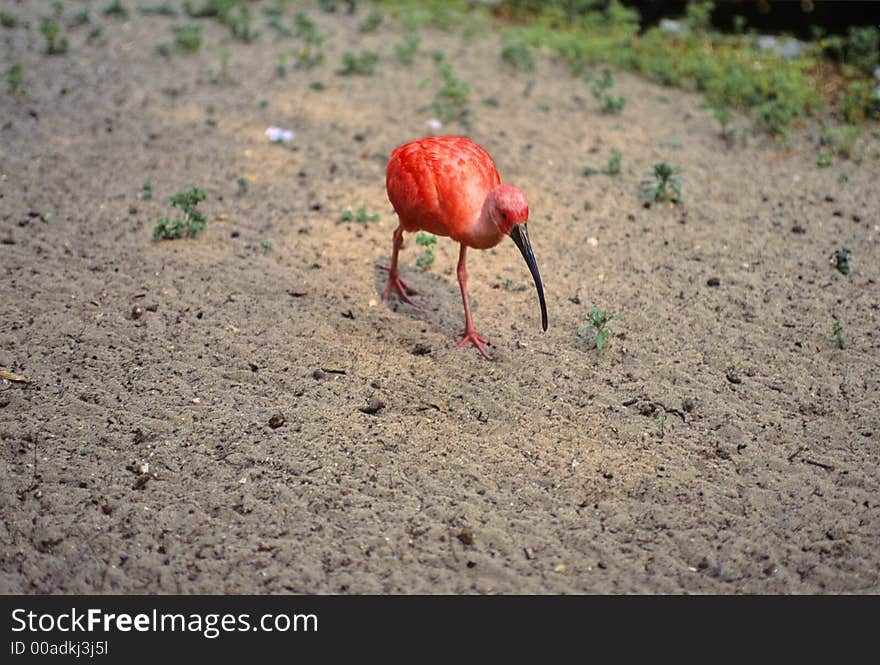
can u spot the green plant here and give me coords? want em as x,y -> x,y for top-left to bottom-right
152,188 -> 208,240
394,34 -> 420,65
138,3 -> 179,16
642,163 -> 682,204
582,151 -> 621,176
583,305 -> 619,350
340,205 -> 379,225
712,105 -> 735,141
261,239 -> 272,251
845,25 -> 879,76
338,50 -> 379,75
73,8 -> 92,25
40,17 -> 69,55
820,124 -> 860,159
358,9 -> 383,33
102,1 -> 129,18
236,177 -> 248,195
293,12 -> 325,44
208,48 -> 234,83
5,63 -> 25,95
141,181 -> 153,200
0,11 -> 18,28
173,24 -> 202,52
833,246 -> 851,275
432,62 -> 470,126
591,70 -> 625,114
415,232 -> 437,270
225,2 -> 258,42
832,319 -> 846,349
816,152 -> 832,168
500,32 -> 535,70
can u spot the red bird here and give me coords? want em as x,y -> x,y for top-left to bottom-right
382,136 -> 547,359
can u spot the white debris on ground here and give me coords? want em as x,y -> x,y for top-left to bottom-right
425,118 -> 443,131
265,127 -> 294,143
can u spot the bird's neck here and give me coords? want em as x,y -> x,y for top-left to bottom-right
467,196 -> 503,250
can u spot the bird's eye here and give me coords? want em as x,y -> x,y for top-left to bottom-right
501,212 -> 508,220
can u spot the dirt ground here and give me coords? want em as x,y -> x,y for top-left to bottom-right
1,5 -> 879,594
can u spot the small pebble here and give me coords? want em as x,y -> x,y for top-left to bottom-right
706,277 -> 721,287
268,414 -> 286,429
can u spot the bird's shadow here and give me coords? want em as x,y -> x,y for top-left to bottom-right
372,264 -> 471,336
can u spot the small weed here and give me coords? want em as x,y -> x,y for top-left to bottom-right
494,274 -> 524,291
482,97 -> 500,107
338,50 -> 379,76
833,246 -> 851,275
0,11 -> 18,28
293,12 -> 325,45
415,232 -> 437,270
358,9 -> 383,33
712,105 -> 735,141
832,319 -> 846,349
225,2 -> 259,42
820,124 -> 860,159
5,63 -> 25,96
294,46 -> 324,69
339,206 -> 379,225
236,177 -> 248,196
173,24 -> 202,52
500,33 -> 535,71
261,239 -> 272,251
73,8 -> 92,25
88,26 -> 104,42
522,78 -> 535,97
582,151 -> 622,176
642,162 -> 682,205
816,152 -> 832,168
309,81 -> 325,91
40,17 -> 69,55
102,1 -> 129,19
394,34 -> 420,65
152,188 -> 208,240
583,305 -> 619,351
432,62 -> 470,126
138,4 -> 179,16
141,181 -> 153,200
208,48 -> 234,83
591,70 -> 625,114
266,17 -> 292,38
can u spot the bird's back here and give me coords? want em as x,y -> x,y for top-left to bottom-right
386,136 -> 501,242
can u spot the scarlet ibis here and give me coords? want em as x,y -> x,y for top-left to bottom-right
382,136 -> 547,359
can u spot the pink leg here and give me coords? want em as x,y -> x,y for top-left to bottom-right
454,244 -> 492,359
380,225 -> 421,307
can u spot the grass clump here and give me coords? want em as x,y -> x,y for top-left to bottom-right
832,319 -> 846,350
172,23 -> 202,52
583,305 -> 619,351
0,11 -> 18,28
582,151 -> 621,176
358,9 -> 383,33
138,4 -> 179,16
40,15 -> 69,55
431,62 -> 470,127
340,206 -> 379,225
102,1 -> 129,18
816,152 -> 832,168
394,34 -> 420,65
590,70 -> 625,114
338,50 -> 379,75
153,188 -> 208,240
500,30 -> 535,70
5,63 -> 25,95
415,232 -> 437,270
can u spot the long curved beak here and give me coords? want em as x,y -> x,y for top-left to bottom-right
510,223 -> 548,331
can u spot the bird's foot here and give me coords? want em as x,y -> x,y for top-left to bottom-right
455,328 -> 493,360
378,265 -> 421,308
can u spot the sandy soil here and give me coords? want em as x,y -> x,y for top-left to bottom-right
1,5 -> 879,594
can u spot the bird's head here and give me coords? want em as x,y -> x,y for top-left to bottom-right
488,184 -> 547,332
